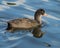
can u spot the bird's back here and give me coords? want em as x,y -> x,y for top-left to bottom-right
8,18 -> 39,29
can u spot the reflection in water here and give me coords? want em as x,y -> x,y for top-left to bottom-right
31,25 -> 51,47
32,26 -> 44,38
32,26 -> 51,47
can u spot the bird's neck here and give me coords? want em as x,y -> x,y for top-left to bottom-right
34,15 -> 42,25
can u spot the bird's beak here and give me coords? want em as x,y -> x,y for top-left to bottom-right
43,13 -> 48,16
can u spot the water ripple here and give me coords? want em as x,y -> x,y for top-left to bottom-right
0,0 -> 60,48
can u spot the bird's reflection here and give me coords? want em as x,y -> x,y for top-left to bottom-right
6,24 -> 45,38
32,25 -> 44,38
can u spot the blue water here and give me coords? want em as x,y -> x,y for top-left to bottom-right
0,0 -> 60,48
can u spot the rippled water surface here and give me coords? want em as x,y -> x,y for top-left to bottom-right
0,0 -> 60,48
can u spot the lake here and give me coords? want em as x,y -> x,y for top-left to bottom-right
0,0 -> 60,48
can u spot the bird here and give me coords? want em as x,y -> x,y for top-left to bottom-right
6,9 -> 47,32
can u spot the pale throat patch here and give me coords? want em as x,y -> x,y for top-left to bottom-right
39,15 -> 42,24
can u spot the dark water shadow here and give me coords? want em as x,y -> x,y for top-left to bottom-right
7,2 -> 16,5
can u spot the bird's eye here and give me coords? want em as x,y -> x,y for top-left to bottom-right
41,11 -> 45,15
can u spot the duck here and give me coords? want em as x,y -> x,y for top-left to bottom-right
6,9 -> 47,32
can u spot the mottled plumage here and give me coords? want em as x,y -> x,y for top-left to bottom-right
8,18 -> 39,28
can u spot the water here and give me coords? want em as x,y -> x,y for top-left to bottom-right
0,0 -> 60,48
